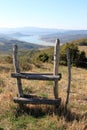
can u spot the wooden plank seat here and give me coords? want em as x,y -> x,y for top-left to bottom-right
13,96 -> 61,105
11,72 -> 62,81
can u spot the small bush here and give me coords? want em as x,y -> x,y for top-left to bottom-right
0,128 -> 4,130
38,53 -> 49,62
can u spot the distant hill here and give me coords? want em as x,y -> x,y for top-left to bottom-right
0,27 -> 87,53
68,38 -> 87,45
0,27 -> 61,35
0,37 -> 46,53
1,27 -> 87,44
40,30 -> 87,44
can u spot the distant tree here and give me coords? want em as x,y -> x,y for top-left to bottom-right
76,51 -> 87,68
60,43 -> 79,66
60,43 -> 87,68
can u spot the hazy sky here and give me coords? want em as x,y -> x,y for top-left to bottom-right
0,0 -> 87,29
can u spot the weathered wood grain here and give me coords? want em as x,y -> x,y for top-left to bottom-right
54,39 -> 60,98
13,45 -> 23,97
65,48 -> 71,106
11,73 -> 61,81
13,97 -> 61,105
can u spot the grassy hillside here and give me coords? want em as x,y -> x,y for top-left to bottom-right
69,38 -> 87,45
33,38 -> 87,56
0,51 -> 87,130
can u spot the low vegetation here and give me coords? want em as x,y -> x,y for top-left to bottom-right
60,43 -> 87,68
31,39 -> 87,69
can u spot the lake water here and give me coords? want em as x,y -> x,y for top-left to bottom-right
16,35 -> 54,46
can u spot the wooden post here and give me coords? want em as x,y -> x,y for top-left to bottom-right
54,39 -> 60,98
13,45 -> 23,97
65,48 -> 71,106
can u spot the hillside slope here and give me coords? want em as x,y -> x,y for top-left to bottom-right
0,37 -> 46,52
41,30 -> 87,44
0,57 -> 87,130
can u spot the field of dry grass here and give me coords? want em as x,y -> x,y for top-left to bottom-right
0,58 -> 87,130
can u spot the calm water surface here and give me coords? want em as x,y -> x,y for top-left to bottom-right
17,35 -> 54,46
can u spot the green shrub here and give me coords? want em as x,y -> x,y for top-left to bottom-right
0,128 -> 4,130
79,51 -> 86,61
60,43 -> 79,66
37,53 -> 49,62
59,43 -> 87,68
76,51 -> 87,68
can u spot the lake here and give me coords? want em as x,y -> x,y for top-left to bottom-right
16,35 -> 54,46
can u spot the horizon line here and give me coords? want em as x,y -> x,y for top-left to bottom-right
0,26 -> 87,31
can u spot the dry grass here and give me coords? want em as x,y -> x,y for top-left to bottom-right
0,61 -> 87,130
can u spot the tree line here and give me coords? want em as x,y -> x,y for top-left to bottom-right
35,43 -> 87,68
